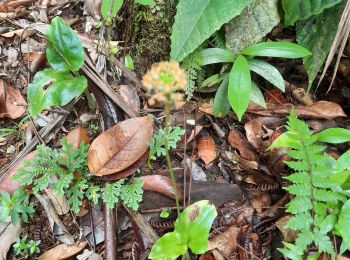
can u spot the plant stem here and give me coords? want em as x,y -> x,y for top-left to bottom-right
164,102 -> 180,215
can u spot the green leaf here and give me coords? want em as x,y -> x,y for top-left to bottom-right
337,200 -> 350,251
242,42 -> 312,59
319,214 -> 336,235
149,232 -> 187,260
46,17 -> 84,72
228,55 -> 251,121
250,81 -> 266,108
160,210 -> 170,218
314,128 -> 350,144
296,2 -> 345,89
101,0 -> 123,20
248,59 -> 285,91
282,0 -> 343,26
135,0 -> 155,5
213,75 -> 230,117
336,150 -> 350,171
175,200 -> 217,254
268,132 -> 298,150
199,48 -> 234,65
170,0 -> 251,61
124,54 -> 135,70
225,0 -> 281,56
27,68 -> 87,117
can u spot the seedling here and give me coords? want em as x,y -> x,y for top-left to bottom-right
13,236 -> 40,259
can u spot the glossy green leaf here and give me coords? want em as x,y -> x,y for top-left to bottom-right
46,17 -> 85,72
250,81 -> 266,108
199,73 -> 225,89
282,0 -> 342,26
124,54 -> 135,70
199,48 -> 234,65
27,68 -> 87,117
242,42 -> 312,59
314,128 -> 350,144
225,0 -> 280,56
296,2 -> 345,89
149,232 -> 186,260
101,0 -> 123,20
228,55 -> 251,121
248,59 -> 285,91
170,0 -> 251,61
337,200 -> 350,251
135,0 -> 155,5
214,76 -> 230,117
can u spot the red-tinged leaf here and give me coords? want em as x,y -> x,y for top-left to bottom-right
0,151 -> 36,194
0,80 -> 26,119
87,117 -> 153,176
38,241 -> 87,260
228,129 -> 257,161
141,175 -> 183,202
197,135 -> 217,165
66,127 -> 90,149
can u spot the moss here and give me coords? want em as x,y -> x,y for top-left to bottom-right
130,0 -> 177,76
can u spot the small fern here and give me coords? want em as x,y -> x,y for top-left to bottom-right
270,111 -> 350,258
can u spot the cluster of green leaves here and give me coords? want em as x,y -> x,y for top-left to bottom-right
148,126 -> 185,168
149,200 -> 217,259
0,189 -> 34,225
13,236 -> 40,259
200,42 -> 311,120
28,17 -> 87,117
270,111 -> 350,258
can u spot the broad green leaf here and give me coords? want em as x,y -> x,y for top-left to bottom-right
314,128 -> 350,144
199,48 -> 234,65
149,232 -> 187,260
175,200 -> 217,254
242,42 -> 312,59
46,17 -> 85,72
124,54 -> 135,70
135,0 -> 155,6
336,150 -> 350,171
282,0 -> 343,26
268,132 -> 298,150
27,68 -> 87,117
250,81 -> 266,108
199,73 -> 225,89
248,59 -> 285,91
319,214 -> 336,235
101,0 -> 123,20
213,76 -> 230,117
296,2 -> 345,89
228,55 -> 251,121
225,0 -> 280,55
170,0 -> 251,62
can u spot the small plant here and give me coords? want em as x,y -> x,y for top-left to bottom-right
149,200 -> 217,259
270,111 -> 350,258
13,236 -> 40,259
27,17 -> 87,117
148,126 -> 185,168
0,189 -> 35,224
198,42 -> 311,120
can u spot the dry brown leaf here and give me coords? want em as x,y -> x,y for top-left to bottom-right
292,88 -> 313,105
0,151 -> 36,194
119,85 -> 140,115
197,135 -> 217,165
0,0 -> 33,12
84,0 -> 102,20
228,129 -> 257,161
187,125 -> 203,143
66,127 -> 90,149
199,99 -> 214,116
0,80 -> 26,119
0,221 -> 21,259
141,175 -> 184,202
264,89 -> 287,105
208,226 -> 239,257
88,117 -> 153,176
38,241 -> 87,260
251,193 -> 271,213
275,215 -> 297,243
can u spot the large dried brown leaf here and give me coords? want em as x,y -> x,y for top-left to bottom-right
0,80 -> 26,119
88,117 -> 153,176
38,241 -> 87,260
0,222 -> 21,259
197,135 -> 217,165
228,129 -> 257,161
249,101 -> 346,119
0,151 -> 36,194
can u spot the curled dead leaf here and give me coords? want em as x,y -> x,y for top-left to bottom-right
0,0 -> 34,12
197,135 -> 217,165
0,221 -> 21,259
141,175 -> 183,202
0,80 -> 26,119
228,129 -> 257,161
208,226 -> 239,257
66,127 -> 90,149
88,117 -> 153,176
38,241 -> 87,260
